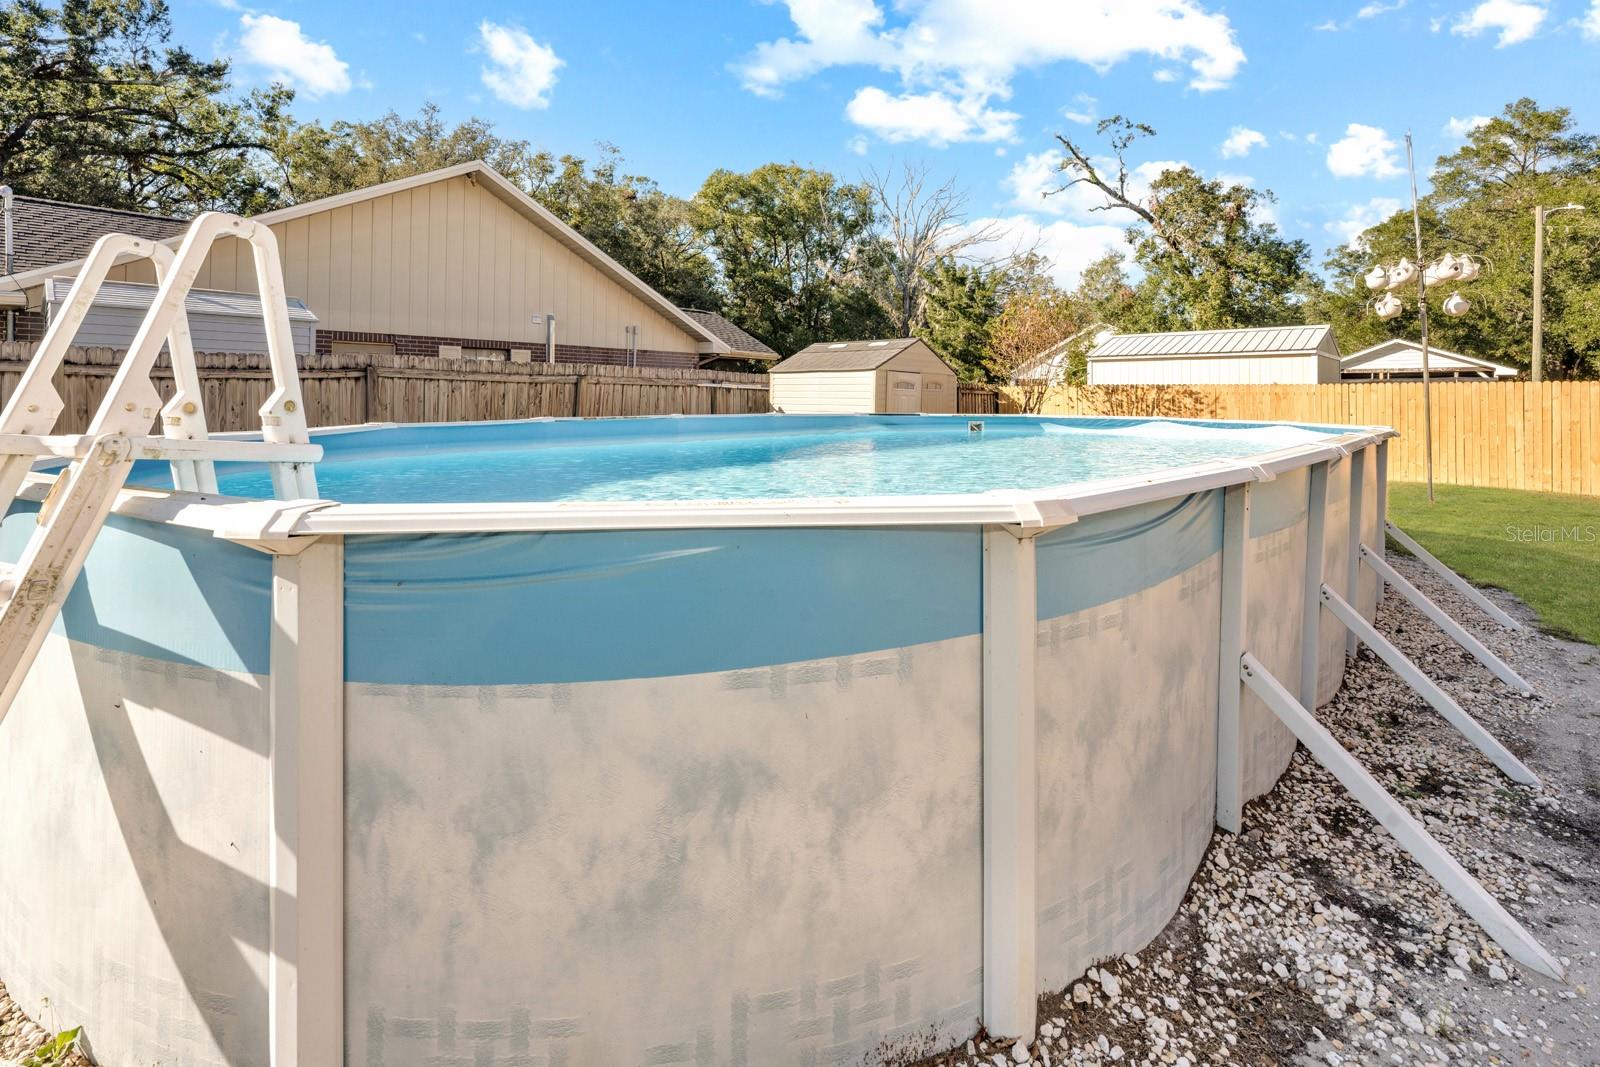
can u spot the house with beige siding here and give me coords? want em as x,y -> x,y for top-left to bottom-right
0,162 -> 730,368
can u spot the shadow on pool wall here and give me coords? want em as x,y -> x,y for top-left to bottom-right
0,442 -> 1382,1066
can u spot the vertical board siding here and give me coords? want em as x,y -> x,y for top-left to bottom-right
0,342 -> 771,432
1029,381 -> 1600,496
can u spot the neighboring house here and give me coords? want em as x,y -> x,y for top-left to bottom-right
769,338 -> 957,413
1086,325 -> 1342,385
1013,323 -> 1113,384
677,308 -> 781,368
1340,339 -> 1517,381
0,162 -> 730,367
39,277 -> 318,355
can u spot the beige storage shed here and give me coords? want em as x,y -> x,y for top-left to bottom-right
1086,324 -> 1342,385
769,338 -> 958,414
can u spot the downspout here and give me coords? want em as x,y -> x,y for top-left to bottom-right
1,186 -> 13,343
546,314 -> 557,364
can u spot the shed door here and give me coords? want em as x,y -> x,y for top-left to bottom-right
886,370 -> 922,413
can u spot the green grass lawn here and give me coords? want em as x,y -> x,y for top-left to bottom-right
1386,482 -> 1600,646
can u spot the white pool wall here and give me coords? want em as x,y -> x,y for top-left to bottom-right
0,421 -> 1390,1067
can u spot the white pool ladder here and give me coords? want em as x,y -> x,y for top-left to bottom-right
0,212 -> 322,723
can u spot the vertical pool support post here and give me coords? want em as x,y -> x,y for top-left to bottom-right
1344,449 -> 1365,659
269,537 -> 346,1067
1300,461 -> 1331,711
1374,441 -> 1389,607
981,526 -> 1038,1043
1215,482 -> 1251,834
1239,652 -> 1563,979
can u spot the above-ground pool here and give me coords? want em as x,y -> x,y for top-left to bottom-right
0,413 -> 1391,1067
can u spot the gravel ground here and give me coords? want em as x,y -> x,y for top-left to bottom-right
0,555 -> 1594,1067
914,553 -> 1600,1067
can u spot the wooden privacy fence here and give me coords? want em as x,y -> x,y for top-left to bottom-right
1030,380 -> 1600,497
957,383 -> 1001,415
0,341 -> 771,431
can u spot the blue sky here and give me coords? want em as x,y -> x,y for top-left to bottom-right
177,0 -> 1598,283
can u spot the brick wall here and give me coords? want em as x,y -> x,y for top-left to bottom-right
3,311 -> 46,343
315,329 -> 697,369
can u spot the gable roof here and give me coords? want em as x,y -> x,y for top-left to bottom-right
1342,338 -> 1517,377
678,308 -> 779,359
1088,324 -> 1338,360
6,196 -> 188,273
1,163 -> 728,353
771,337 -> 925,373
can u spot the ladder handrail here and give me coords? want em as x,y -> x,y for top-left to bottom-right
0,212 -> 321,726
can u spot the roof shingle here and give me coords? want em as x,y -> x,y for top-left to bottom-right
677,308 -> 779,359
770,337 -> 922,373
5,196 -> 188,274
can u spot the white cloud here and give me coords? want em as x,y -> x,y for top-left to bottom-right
1325,197 -> 1404,248
1314,19 -> 1342,31
967,215 -> 1130,288
1581,0 -> 1600,38
844,87 -> 1017,145
847,134 -> 870,155
1062,93 -> 1098,125
236,14 -> 351,97
478,21 -> 562,109
1450,0 -> 1547,46
739,0 -> 1245,146
1306,131 -> 1321,145
1357,0 -> 1406,18
1326,123 -> 1402,178
1444,114 -> 1492,139
1218,126 -> 1267,158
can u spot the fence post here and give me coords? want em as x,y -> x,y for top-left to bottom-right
571,374 -> 586,418
363,359 -> 379,424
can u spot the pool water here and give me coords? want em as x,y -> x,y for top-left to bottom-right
204,417 -> 1339,504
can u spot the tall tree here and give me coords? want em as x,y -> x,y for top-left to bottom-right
986,288 -> 1081,411
1315,99 -> 1600,378
1051,117 -> 1314,330
692,163 -> 890,355
0,0 -> 290,214
273,103 -> 548,204
527,145 -> 718,310
864,162 -> 1002,335
922,258 -> 1004,380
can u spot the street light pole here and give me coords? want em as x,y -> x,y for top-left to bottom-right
1532,203 -> 1584,383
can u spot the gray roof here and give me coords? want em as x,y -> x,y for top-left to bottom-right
1088,324 -> 1336,360
770,337 -> 922,373
678,309 -> 779,359
42,277 -> 317,322
6,196 -> 188,273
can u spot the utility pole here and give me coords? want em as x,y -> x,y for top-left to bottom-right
1405,133 -> 1434,503
1532,203 -> 1584,383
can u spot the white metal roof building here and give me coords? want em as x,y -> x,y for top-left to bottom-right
1086,325 -> 1342,385
1340,339 -> 1517,380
